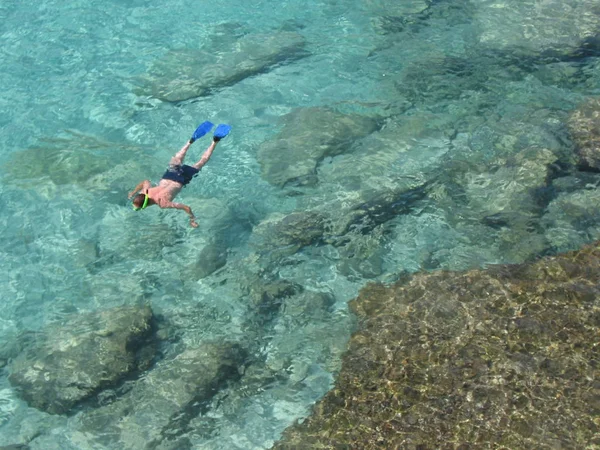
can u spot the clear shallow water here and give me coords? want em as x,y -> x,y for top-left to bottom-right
1,0 -> 599,448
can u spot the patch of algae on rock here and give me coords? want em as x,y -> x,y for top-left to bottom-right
273,242 -> 600,449
568,97 -> 600,172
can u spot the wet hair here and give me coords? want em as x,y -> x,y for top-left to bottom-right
132,193 -> 147,209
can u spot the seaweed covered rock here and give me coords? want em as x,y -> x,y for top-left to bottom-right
273,241 -> 600,449
9,305 -> 155,415
568,97 -> 600,172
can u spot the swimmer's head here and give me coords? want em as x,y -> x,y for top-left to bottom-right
132,193 -> 149,211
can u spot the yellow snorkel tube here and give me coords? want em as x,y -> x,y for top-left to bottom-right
133,193 -> 150,211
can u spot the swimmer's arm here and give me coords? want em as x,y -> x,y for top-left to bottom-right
162,201 -> 198,228
128,180 -> 151,199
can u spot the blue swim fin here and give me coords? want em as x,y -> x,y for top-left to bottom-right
213,124 -> 231,141
190,121 -> 214,142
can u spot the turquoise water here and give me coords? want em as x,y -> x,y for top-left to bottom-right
1,0 -> 600,448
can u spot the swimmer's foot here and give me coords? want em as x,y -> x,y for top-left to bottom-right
189,121 -> 214,143
213,124 -> 231,142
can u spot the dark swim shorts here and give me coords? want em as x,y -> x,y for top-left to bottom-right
161,164 -> 200,186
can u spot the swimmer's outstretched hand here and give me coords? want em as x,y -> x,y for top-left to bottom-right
190,218 -> 199,228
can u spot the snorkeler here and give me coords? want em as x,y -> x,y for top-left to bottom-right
128,121 -> 231,228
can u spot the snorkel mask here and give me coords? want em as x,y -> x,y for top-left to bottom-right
133,193 -> 149,211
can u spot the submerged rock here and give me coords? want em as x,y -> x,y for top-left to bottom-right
257,107 -> 381,188
183,239 -> 228,280
336,227 -> 386,280
367,0 -> 468,36
8,305 -> 155,415
568,97 -> 600,172
315,112 -> 452,195
79,342 -> 246,449
251,210 -> 327,255
542,183 -> 600,253
363,0 -> 429,17
2,133 -> 112,188
245,276 -> 304,320
416,146 -> 561,265
273,241 -> 600,448
460,147 -> 558,221
474,0 -> 600,60
249,181 -> 429,277
135,31 -> 306,102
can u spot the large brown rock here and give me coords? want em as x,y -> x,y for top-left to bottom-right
274,241 -> 600,449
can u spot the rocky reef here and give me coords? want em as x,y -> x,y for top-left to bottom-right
273,241 -> 600,449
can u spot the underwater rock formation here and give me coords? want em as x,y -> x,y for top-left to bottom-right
542,181 -> 600,253
184,239 -> 228,280
457,146 -> 558,230
273,241 -> 600,448
9,305 -> 155,415
474,0 -> 600,60
249,181 -> 428,270
257,107 -> 381,188
568,97 -> 600,172
313,111 -> 452,196
79,342 -> 246,449
363,0 -> 429,18
250,210 -> 327,258
135,31 -> 306,102
1,132 -> 113,187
